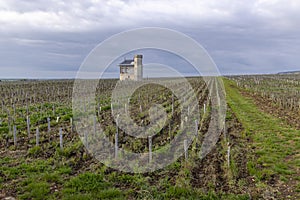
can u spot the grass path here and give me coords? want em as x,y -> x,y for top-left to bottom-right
223,78 -> 300,199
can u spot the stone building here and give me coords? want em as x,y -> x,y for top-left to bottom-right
119,55 -> 143,81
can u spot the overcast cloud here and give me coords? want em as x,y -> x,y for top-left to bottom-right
0,0 -> 300,78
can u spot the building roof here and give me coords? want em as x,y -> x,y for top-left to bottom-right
119,59 -> 134,66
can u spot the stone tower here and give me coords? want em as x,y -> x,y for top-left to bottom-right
134,55 -> 143,81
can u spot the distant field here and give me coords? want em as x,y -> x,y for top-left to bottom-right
0,75 -> 299,199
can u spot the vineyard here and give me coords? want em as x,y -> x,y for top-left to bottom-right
230,74 -> 300,129
0,76 -> 299,199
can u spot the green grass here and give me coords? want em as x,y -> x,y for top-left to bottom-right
28,146 -> 43,157
19,181 -> 50,200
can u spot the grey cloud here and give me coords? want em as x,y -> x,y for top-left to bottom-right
0,0 -> 300,78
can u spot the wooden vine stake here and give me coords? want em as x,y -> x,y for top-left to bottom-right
52,104 -> 55,115
124,103 -> 128,115
223,121 -> 227,140
148,136 -> 152,163
93,116 -> 96,137
36,127 -> 39,146
70,118 -> 73,133
184,139 -> 188,160
59,128 -> 63,151
115,130 -> 118,159
26,115 -> 30,137
13,125 -> 17,146
115,116 -> 119,159
84,131 -> 88,149
47,117 -> 51,133
227,142 -> 231,168
195,120 -> 198,136
168,122 -> 171,137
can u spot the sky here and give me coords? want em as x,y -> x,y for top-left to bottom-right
0,0 -> 300,78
